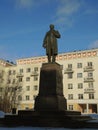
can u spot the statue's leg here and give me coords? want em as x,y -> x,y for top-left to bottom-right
52,55 -> 56,62
48,55 -> 51,62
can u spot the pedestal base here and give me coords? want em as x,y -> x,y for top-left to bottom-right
3,110 -> 92,128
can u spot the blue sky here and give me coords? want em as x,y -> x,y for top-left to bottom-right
0,0 -> 98,62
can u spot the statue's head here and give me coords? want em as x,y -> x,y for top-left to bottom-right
49,24 -> 54,30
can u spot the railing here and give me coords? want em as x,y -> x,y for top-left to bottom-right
84,77 -> 94,82
64,68 -> 74,74
16,73 -> 24,77
84,88 -> 95,93
31,71 -> 39,76
84,66 -> 94,72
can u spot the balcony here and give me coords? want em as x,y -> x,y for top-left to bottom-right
84,88 -> 95,93
16,73 -> 24,77
64,68 -> 74,74
31,71 -> 39,76
84,77 -> 94,82
84,66 -> 94,72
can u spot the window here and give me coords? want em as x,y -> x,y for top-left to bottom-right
88,62 -> 92,67
34,76 -> 38,81
69,105 -> 73,110
0,87 -> 3,92
34,85 -> 38,91
89,93 -> 94,99
26,68 -> 31,73
68,94 -> 73,99
68,84 -> 73,89
18,95 -> 22,101
68,73 -> 73,79
68,64 -> 72,68
77,73 -> 82,78
26,77 -> 30,81
19,86 -> 22,91
26,95 -> 30,100
77,63 -> 82,68
8,70 -> 11,75
88,72 -> 93,78
26,86 -> 30,91
19,77 -> 22,82
34,67 -> 38,72
12,79 -> 15,84
8,87 -> 12,92
13,70 -> 16,75
0,71 -> 3,77
0,78 -> 3,83
88,82 -> 93,88
7,79 -> 11,84
78,83 -> 83,89
19,69 -> 23,73
78,94 -> 83,99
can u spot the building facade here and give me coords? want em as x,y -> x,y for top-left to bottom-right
0,48 -> 98,114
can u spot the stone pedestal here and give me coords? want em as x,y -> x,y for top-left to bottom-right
34,63 -> 67,111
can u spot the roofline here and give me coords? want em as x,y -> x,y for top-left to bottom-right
16,48 -> 98,61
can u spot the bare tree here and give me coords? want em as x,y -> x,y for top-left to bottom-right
0,69 -> 23,113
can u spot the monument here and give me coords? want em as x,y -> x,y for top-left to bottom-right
34,24 -> 67,111
33,24 -> 91,127
2,24 -> 94,128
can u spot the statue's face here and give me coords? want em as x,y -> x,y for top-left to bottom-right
50,24 -> 54,30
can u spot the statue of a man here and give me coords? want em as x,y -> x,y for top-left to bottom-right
43,24 -> 61,62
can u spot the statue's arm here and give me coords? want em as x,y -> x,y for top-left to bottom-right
43,33 -> 47,48
53,30 -> 61,38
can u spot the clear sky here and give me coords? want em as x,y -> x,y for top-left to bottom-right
0,0 -> 98,62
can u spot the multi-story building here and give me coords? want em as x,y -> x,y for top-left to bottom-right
0,48 -> 98,114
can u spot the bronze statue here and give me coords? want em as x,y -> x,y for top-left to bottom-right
43,24 -> 61,62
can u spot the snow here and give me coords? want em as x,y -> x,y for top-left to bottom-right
85,113 -> 98,122
88,113 -> 98,120
0,111 -> 5,118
